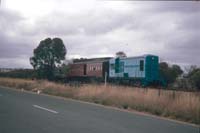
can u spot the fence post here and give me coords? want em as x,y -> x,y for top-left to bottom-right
105,72 -> 107,86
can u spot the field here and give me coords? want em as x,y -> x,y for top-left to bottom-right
0,77 -> 199,124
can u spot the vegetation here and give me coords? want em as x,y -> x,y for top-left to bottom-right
30,38 -> 66,80
0,69 -> 35,79
54,64 -> 70,80
187,66 -> 200,90
115,51 -> 127,58
0,77 -> 199,124
159,62 -> 183,85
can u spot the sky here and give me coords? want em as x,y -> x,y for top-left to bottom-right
0,0 -> 199,69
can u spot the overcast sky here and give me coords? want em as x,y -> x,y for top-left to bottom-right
0,0 -> 199,68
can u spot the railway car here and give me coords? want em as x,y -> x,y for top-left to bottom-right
86,61 -> 109,78
109,55 -> 165,86
67,55 -> 165,86
68,63 -> 86,77
67,58 -> 110,82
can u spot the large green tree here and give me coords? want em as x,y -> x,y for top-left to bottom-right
30,38 -> 66,80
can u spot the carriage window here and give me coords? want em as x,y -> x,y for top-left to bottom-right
84,64 -> 87,75
140,60 -> 144,71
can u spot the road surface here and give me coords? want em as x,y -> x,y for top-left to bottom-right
0,86 -> 198,133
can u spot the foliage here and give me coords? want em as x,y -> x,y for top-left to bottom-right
116,51 -> 127,58
173,78 -> 192,91
159,62 -> 183,85
0,69 -> 35,79
73,58 -> 87,63
30,38 -> 66,80
187,66 -> 200,90
59,64 -> 69,75
54,64 -> 69,80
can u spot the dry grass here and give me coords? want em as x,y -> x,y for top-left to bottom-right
0,77 -> 199,124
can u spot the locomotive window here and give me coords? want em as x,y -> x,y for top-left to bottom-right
119,62 -> 124,72
140,60 -> 144,71
110,64 -> 115,69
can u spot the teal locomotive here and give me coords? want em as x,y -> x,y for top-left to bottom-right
109,55 -> 165,86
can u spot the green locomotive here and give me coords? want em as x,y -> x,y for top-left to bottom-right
109,55 -> 166,86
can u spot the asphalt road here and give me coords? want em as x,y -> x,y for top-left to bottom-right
0,86 -> 199,133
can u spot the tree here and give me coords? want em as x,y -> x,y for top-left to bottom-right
171,65 -> 183,77
187,66 -> 200,90
30,38 -> 66,80
116,51 -> 127,58
159,62 -> 183,85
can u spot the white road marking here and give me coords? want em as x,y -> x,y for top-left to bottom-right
33,105 -> 58,114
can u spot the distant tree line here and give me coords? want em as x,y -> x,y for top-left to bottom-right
159,62 -> 200,91
159,62 -> 183,85
186,66 -> 200,90
0,69 -> 35,79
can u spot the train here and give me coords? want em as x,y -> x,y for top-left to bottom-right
66,55 -> 166,87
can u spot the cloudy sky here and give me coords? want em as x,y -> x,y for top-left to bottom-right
0,0 -> 199,68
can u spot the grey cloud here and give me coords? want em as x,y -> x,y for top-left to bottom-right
176,13 -> 200,31
0,9 -> 24,32
30,9 -> 132,36
80,11 -> 131,35
0,9 -> 34,59
138,2 -> 200,14
159,32 -> 200,65
0,38 -> 33,58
